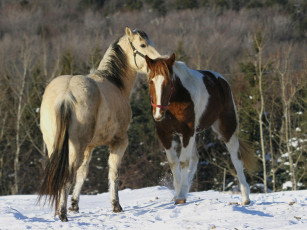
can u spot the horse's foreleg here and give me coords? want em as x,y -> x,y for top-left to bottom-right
69,147 -> 93,213
176,135 -> 196,204
226,135 -> 250,205
165,141 -> 181,199
108,135 -> 128,213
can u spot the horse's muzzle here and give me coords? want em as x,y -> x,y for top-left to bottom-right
153,111 -> 165,122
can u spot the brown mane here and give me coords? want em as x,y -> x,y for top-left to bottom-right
148,58 -> 173,82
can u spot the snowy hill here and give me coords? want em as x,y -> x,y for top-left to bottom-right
0,186 -> 306,229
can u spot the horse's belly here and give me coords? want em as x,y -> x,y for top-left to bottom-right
90,103 -> 131,147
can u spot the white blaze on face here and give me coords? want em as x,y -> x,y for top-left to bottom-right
153,74 -> 164,120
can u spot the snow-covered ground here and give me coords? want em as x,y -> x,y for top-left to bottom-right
0,186 -> 306,229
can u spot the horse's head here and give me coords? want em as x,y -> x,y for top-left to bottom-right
145,53 -> 175,121
123,27 -> 161,73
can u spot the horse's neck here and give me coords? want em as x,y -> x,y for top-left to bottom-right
120,68 -> 137,99
97,43 -> 137,99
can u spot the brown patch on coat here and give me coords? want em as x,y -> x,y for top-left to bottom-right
180,160 -> 189,169
197,71 -> 223,130
198,71 -> 237,142
168,162 -> 177,171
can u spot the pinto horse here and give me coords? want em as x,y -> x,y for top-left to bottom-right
145,54 -> 257,205
38,27 -> 160,221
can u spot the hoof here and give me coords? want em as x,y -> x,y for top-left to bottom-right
59,207 -> 68,222
241,200 -> 251,205
59,213 -> 68,222
113,205 -> 123,213
69,199 -> 79,213
69,206 -> 79,213
112,200 -> 123,213
60,216 -> 68,222
175,198 -> 186,205
69,199 -> 79,212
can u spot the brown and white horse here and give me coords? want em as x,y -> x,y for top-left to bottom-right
145,54 -> 257,205
38,27 -> 160,221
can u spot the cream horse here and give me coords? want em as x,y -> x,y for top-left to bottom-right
38,27 -> 160,221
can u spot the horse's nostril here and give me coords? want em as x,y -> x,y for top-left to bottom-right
154,113 -> 163,121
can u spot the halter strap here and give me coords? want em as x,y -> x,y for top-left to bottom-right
128,39 -> 145,69
151,78 -> 175,111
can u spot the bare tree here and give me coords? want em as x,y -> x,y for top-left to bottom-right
253,31 -> 272,193
275,45 -> 306,190
8,37 -> 34,194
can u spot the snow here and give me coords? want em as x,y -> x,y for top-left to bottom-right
1,186 -> 307,229
283,181 -> 293,190
296,127 -> 301,132
288,137 -> 307,149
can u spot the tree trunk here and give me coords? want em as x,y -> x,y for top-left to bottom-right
258,77 -> 267,193
13,42 -> 29,194
284,107 -> 296,190
256,37 -> 268,193
280,68 -> 297,191
268,122 -> 276,192
13,68 -> 26,195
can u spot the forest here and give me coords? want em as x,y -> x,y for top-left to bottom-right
0,0 -> 306,196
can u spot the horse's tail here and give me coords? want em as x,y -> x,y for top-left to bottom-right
239,138 -> 259,175
38,97 -> 73,210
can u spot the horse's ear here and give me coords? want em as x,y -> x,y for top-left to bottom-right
125,27 -> 133,40
145,55 -> 153,69
167,53 -> 175,67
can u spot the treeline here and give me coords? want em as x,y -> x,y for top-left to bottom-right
0,0 -> 306,195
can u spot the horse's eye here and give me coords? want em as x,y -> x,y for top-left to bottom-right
140,44 -> 146,48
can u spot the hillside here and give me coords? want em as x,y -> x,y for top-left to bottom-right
0,186 -> 307,229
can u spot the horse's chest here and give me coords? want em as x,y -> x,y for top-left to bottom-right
169,102 -> 194,124
159,102 -> 195,137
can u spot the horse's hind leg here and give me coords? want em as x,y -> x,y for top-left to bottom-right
69,147 -> 93,212
57,142 -> 80,221
225,135 -> 250,205
212,121 -> 250,205
108,134 -> 128,213
57,183 -> 72,222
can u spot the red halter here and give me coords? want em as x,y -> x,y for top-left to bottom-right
151,78 -> 175,110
